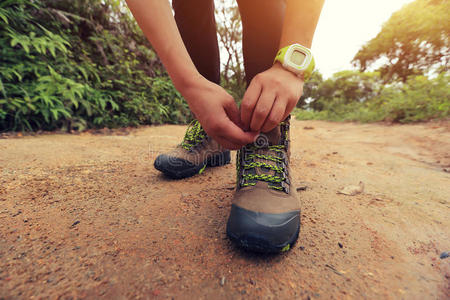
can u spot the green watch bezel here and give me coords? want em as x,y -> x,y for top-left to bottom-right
274,44 -> 315,81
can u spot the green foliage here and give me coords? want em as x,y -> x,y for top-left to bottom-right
378,73 -> 450,122
298,71 -> 323,107
301,70 -> 384,111
2,0 -> 446,132
301,0 -> 450,124
0,0 -> 190,132
295,72 -> 450,123
353,0 -> 450,82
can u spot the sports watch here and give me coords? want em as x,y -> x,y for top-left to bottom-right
273,43 -> 315,81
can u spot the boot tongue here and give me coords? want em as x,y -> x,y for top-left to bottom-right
262,126 -> 281,146
252,126 -> 282,177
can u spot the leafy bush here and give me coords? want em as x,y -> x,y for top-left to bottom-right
295,72 -> 450,123
378,73 -> 449,122
0,0 -> 191,132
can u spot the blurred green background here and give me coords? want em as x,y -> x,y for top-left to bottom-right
0,0 -> 448,132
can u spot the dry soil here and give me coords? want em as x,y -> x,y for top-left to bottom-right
1,120 -> 449,299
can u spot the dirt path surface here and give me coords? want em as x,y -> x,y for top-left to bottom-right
1,120 -> 449,299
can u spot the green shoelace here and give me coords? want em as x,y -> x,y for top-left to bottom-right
181,120 -> 207,151
239,144 -> 288,192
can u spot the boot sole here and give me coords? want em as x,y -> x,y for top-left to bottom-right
227,226 -> 300,254
226,205 -> 300,254
154,151 -> 231,179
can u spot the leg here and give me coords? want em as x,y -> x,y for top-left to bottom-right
172,0 -> 220,84
236,0 -> 286,85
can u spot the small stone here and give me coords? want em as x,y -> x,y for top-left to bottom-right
440,251 -> 449,259
338,242 -> 343,248
296,182 -> 309,192
220,276 -> 226,286
71,220 -> 80,227
296,185 -> 307,192
337,182 -> 364,196
12,210 -> 22,217
325,264 -> 344,276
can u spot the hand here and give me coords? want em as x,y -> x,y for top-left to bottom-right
181,77 -> 258,150
240,63 -> 304,133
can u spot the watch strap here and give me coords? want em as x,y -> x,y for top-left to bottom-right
274,46 -> 289,65
303,55 -> 315,81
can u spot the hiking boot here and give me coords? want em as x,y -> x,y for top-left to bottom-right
154,120 -> 231,179
226,117 -> 300,253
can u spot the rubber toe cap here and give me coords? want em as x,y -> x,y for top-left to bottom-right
154,154 -> 199,179
226,204 -> 300,253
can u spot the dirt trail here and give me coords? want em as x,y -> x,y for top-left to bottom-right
1,120 -> 449,299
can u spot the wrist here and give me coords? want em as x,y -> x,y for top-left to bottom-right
272,62 -> 305,81
173,72 -> 212,108
172,70 -> 203,94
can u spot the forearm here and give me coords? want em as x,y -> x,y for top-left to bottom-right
279,0 -> 325,48
125,0 -> 201,91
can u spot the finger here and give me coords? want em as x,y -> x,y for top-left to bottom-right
215,136 -> 242,150
261,97 -> 287,132
240,79 -> 262,130
223,98 -> 244,129
283,86 -> 304,120
220,116 -> 258,146
283,98 -> 299,121
250,89 -> 276,132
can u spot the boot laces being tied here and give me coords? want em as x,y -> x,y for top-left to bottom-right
154,119 -> 230,179
238,120 -> 290,193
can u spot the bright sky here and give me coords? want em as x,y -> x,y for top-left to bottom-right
312,0 -> 414,78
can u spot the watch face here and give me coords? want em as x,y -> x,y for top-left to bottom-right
291,50 -> 306,66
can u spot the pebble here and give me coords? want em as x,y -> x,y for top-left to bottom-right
220,276 -> 226,286
296,182 -> 309,192
71,220 -> 80,227
337,181 -> 364,196
338,242 -> 343,248
296,185 -> 307,192
440,251 -> 449,259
